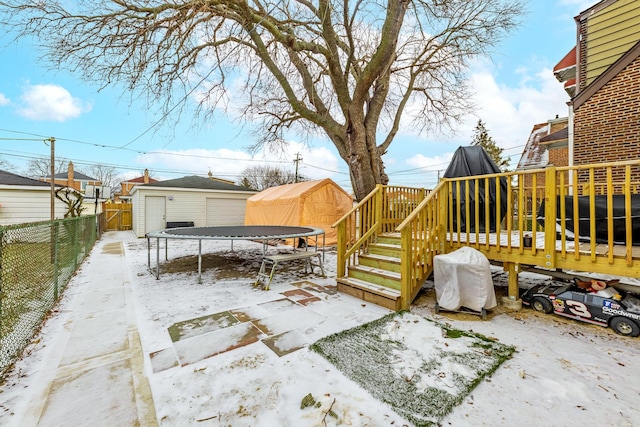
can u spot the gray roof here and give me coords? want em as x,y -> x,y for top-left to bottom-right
0,169 -> 53,187
140,175 -> 254,192
52,171 -> 97,181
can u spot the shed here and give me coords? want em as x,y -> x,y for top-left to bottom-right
130,175 -> 257,237
244,179 -> 352,246
0,169 -> 67,225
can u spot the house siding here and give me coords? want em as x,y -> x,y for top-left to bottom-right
583,0 -> 640,86
0,187 -> 66,225
130,187 -> 254,237
573,55 -> 640,181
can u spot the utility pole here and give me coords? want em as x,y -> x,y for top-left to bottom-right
46,137 -> 56,222
294,153 -> 302,183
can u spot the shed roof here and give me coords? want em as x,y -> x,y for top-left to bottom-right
0,169 -> 53,187
52,171 -> 97,181
137,175 -> 254,192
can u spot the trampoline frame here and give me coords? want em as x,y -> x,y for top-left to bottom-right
145,225 -> 326,282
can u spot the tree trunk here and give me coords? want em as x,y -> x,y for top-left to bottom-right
344,120 -> 387,201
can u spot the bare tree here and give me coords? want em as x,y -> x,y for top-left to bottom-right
0,156 -> 15,171
86,163 -> 122,195
55,186 -> 85,218
25,156 -> 69,180
240,165 -> 308,191
1,0 -> 523,200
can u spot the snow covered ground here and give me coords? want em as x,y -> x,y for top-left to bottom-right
2,231 -> 640,426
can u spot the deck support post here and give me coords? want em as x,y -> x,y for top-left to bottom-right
505,262 -> 520,299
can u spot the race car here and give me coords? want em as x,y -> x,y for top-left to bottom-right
521,282 -> 640,337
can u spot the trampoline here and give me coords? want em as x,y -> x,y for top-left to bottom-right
146,225 -> 326,282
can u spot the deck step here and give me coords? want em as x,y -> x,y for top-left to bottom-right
347,265 -> 401,290
358,253 -> 401,273
376,234 -> 401,245
368,242 -> 402,258
337,277 -> 401,311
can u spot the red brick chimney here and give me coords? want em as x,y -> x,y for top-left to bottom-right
67,161 -> 75,188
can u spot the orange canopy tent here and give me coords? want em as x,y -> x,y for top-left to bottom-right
244,179 -> 352,246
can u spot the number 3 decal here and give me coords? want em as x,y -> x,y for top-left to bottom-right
566,301 -> 591,318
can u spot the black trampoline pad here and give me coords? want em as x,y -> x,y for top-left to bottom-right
154,225 -> 321,239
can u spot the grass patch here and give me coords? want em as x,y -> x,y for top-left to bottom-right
310,311 -> 515,427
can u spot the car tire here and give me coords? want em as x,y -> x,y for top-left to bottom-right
610,317 -> 640,337
531,297 -> 553,314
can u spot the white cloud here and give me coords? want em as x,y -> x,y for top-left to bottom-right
17,84 -> 92,122
389,58 -> 570,179
466,62 -> 570,149
0,93 -> 9,106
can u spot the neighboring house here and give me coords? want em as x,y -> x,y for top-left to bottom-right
115,169 -> 158,203
517,116 -> 569,175
207,169 -> 236,185
130,175 -> 257,237
552,0 -> 640,181
41,161 -> 102,194
0,169 -> 66,225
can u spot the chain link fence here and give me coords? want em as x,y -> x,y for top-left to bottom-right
0,215 -> 103,377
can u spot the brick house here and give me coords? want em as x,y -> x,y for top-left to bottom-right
115,169 -> 157,203
553,0 -> 640,181
519,0 -> 640,181
41,161 -> 101,193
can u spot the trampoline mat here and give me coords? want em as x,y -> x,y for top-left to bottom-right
159,225 -> 319,239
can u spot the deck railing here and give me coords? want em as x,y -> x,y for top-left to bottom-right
335,159 -> 640,310
395,182 -> 446,309
333,185 -> 428,278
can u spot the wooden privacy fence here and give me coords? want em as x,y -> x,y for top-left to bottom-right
103,202 -> 132,231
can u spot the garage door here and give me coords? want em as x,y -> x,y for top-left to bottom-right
206,198 -> 247,226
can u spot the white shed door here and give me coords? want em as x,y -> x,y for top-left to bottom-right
145,196 -> 166,233
206,198 -> 246,226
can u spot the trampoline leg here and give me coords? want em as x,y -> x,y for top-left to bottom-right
198,239 -> 202,284
155,237 -> 160,280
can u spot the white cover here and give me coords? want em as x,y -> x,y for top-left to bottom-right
433,247 -> 497,312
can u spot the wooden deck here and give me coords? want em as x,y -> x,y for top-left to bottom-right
334,159 -> 640,310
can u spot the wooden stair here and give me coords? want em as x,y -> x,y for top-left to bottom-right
337,233 -> 403,310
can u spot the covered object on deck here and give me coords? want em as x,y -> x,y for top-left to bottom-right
443,146 -> 508,233
244,179 -> 352,246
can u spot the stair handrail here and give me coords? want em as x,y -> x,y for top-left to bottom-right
395,181 -> 447,309
332,184 -> 384,277
396,181 -> 446,232
331,185 -> 381,228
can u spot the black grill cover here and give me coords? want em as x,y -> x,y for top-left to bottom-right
443,146 -> 508,232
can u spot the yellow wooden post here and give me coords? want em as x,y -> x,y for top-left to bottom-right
400,228 -> 412,310
506,262 -> 520,300
336,221 -> 346,277
375,184 -> 383,233
543,167 -> 557,269
439,185 -> 448,253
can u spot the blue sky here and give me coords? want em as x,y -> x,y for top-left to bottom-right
0,0 -> 594,192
